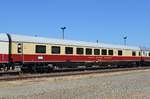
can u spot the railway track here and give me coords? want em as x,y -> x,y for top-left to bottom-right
0,66 -> 150,81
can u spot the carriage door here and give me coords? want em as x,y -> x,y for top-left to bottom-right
17,43 -> 23,62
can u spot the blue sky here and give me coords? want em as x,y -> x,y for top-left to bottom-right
0,0 -> 150,47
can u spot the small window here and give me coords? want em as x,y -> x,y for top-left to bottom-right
148,52 -> 150,56
132,51 -> 136,56
36,45 -> 46,53
94,49 -> 100,55
51,46 -> 60,54
77,48 -> 84,54
102,49 -> 107,55
108,50 -> 113,55
65,47 -> 73,54
17,43 -> 22,53
86,48 -> 92,55
139,52 -> 141,56
118,50 -> 122,56
149,52 -> 150,56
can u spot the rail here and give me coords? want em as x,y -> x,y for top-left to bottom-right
0,66 -> 150,81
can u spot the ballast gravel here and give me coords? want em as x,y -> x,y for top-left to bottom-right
0,70 -> 150,99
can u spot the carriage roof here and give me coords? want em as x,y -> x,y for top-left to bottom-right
0,33 -> 140,50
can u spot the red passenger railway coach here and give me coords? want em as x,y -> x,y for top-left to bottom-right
0,33 -> 150,72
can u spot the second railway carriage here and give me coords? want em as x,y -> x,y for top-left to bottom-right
0,33 -> 150,72
0,34 -> 10,67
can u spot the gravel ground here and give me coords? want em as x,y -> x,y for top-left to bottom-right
0,70 -> 150,99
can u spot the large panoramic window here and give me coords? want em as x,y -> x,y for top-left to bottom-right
94,49 -> 100,55
36,45 -> 46,53
51,46 -> 60,54
108,50 -> 113,55
86,48 -> 92,55
118,50 -> 122,56
65,47 -> 73,54
76,48 -> 84,54
102,49 -> 107,55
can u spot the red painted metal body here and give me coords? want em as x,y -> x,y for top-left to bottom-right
0,54 -> 9,63
11,54 -> 144,62
1,53 -> 150,63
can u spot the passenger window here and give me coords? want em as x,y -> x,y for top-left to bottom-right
102,49 -> 107,55
149,53 -> 150,56
77,48 -> 84,54
65,47 -> 73,54
94,49 -> 100,55
17,43 -> 22,53
36,45 -> 46,53
118,50 -> 122,56
139,52 -> 141,56
86,48 -> 92,55
108,50 -> 113,55
132,51 -> 136,56
51,46 -> 60,54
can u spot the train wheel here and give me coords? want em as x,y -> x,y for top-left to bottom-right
7,66 -> 10,71
12,66 -> 15,70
